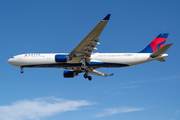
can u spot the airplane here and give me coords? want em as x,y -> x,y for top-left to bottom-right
7,14 -> 173,81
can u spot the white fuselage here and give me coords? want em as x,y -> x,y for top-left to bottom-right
7,53 -> 168,69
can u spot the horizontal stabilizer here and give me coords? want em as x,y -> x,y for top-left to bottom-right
156,57 -> 166,62
150,43 -> 173,58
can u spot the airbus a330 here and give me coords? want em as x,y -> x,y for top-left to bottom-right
7,14 -> 173,81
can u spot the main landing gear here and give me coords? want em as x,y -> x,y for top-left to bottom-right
81,65 -> 92,81
20,67 -> 24,73
80,59 -> 92,81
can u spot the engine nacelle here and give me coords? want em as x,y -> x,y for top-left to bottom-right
63,70 -> 78,78
55,54 -> 73,62
55,55 -> 67,62
55,54 -> 76,62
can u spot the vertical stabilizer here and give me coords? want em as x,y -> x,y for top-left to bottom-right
139,33 -> 169,53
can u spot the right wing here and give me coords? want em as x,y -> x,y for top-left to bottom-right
88,69 -> 113,77
68,14 -> 111,63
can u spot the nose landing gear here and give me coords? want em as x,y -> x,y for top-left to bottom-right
20,67 -> 24,73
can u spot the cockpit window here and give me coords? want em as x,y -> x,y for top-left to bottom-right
11,57 -> 14,58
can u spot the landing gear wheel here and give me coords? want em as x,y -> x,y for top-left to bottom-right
20,70 -> 24,73
88,76 -> 92,81
84,74 -> 88,78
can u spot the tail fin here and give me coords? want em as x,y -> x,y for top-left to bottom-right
139,33 -> 169,53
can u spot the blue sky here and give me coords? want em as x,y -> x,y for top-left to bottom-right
0,0 -> 180,120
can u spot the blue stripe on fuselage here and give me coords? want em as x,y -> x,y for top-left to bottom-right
22,62 -> 129,68
89,62 -> 129,67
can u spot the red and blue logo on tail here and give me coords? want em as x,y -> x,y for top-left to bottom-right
139,33 -> 169,53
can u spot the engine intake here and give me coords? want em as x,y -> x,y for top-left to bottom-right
63,70 -> 78,78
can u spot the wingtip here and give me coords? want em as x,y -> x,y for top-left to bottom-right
103,14 -> 111,20
110,73 -> 114,76
169,43 -> 173,45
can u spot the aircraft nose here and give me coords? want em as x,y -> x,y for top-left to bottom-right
7,57 -> 21,67
7,58 -> 15,65
7,59 -> 11,64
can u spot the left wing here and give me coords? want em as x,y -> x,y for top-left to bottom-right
68,14 -> 111,63
88,69 -> 113,77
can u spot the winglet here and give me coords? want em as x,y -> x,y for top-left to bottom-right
110,73 -> 114,76
103,14 -> 111,20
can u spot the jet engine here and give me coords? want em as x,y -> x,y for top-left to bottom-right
63,70 -> 78,78
55,54 -> 72,62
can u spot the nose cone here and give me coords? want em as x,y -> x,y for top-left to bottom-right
7,56 -> 22,67
7,57 -> 17,66
7,58 -> 12,65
